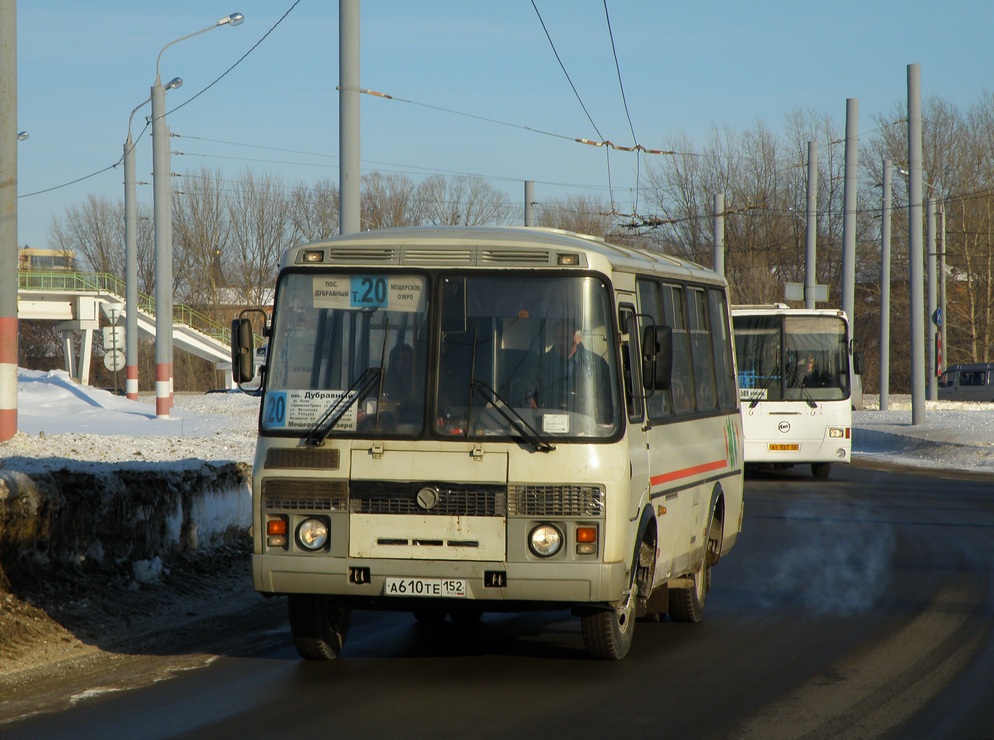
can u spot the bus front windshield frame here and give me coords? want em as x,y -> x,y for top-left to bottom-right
735,315 -> 851,403
260,270 -> 622,441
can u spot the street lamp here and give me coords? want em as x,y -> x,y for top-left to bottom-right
151,12 -> 243,418
16,131 -> 28,141
124,78 -> 180,401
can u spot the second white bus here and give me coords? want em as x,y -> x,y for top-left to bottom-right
731,304 -> 855,478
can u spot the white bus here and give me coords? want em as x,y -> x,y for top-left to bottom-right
731,304 -> 856,478
232,226 -> 744,660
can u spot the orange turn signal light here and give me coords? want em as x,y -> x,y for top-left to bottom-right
576,526 -> 597,543
267,518 -> 288,536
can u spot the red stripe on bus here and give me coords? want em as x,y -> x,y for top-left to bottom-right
650,458 -> 726,486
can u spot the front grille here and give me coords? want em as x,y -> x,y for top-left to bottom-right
507,484 -> 605,517
263,478 -> 348,511
264,448 -> 340,470
350,481 -> 505,517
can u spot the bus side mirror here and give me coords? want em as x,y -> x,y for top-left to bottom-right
642,325 -> 672,391
231,317 -> 256,384
852,350 -> 863,375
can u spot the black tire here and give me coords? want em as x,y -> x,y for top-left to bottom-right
812,462 -> 831,479
669,511 -> 719,623
412,607 -> 448,625
582,535 -> 650,659
288,594 -> 351,660
581,592 -> 635,660
668,567 -> 706,623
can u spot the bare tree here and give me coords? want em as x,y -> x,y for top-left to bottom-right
227,170 -> 294,306
290,178 -> 339,243
48,194 -> 122,275
419,174 -> 514,226
360,172 -> 427,229
173,166 -> 231,307
535,193 -> 614,236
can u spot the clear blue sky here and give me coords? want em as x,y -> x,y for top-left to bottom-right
13,0 -> 993,250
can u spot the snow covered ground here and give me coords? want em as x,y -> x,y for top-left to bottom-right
2,368 -> 993,475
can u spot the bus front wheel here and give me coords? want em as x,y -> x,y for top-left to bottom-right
581,590 -> 635,660
812,462 -> 831,479
581,536 -> 651,659
288,594 -> 351,660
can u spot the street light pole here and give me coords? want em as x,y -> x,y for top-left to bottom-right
150,12 -> 243,418
125,83 -> 177,401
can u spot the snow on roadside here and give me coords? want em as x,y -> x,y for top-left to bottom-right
2,369 -> 993,476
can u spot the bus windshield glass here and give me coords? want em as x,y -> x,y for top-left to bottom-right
735,314 -> 850,402
436,273 -> 620,440
261,271 -> 621,440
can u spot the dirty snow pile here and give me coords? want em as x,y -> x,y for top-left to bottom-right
2,368 -> 993,475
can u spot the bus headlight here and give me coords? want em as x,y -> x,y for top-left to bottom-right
297,518 -> 329,551
828,427 -> 845,438
529,523 -> 563,558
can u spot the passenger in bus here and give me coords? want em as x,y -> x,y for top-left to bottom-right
528,319 -> 613,423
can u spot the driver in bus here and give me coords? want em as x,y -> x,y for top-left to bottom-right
801,353 -> 831,388
528,319 -> 613,423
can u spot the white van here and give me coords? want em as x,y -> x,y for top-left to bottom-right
938,363 -> 994,402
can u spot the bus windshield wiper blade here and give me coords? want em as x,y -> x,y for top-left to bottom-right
784,363 -> 819,408
471,380 -> 555,453
305,367 -> 381,447
749,364 -> 781,409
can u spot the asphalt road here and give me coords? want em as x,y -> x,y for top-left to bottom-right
5,463 -> 993,739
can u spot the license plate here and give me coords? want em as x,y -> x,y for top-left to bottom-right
384,577 -> 467,598
769,443 -> 800,451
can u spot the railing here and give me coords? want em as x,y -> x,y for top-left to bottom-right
18,270 -> 232,345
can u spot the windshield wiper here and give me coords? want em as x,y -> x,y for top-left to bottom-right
305,367 -> 382,447
749,364 -> 781,409
784,362 -> 818,409
471,380 -> 555,453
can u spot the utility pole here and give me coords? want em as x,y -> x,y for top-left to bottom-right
926,198 -> 937,399
805,141 -> 818,308
907,64 -> 926,425
841,98 -> 858,322
880,160 -> 892,411
712,193 -> 725,278
339,0 -> 360,234
0,0 -> 18,442
524,181 -> 535,226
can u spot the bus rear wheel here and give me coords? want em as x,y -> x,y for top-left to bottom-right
288,594 -> 351,660
668,565 -> 707,623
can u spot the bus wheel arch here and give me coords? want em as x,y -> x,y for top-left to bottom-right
288,594 -> 351,660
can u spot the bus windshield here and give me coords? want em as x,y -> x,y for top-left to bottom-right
734,314 -> 850,402
261,271 -> 621,440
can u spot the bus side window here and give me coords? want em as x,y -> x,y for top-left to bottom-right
708,288 -> 737,410
664,284 -> 695,414
688,288 -> 717,411
637,278 -> 671,419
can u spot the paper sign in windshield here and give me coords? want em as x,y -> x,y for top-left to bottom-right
263,390 -> 357,431
312,275 -> 424,313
